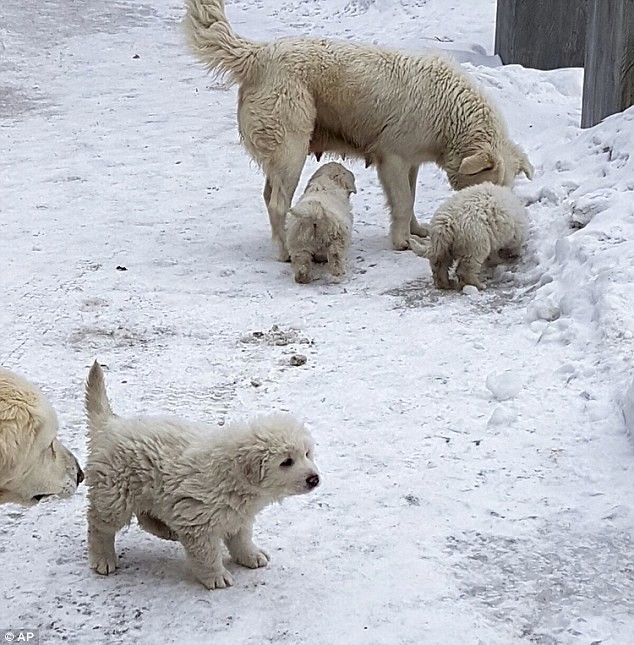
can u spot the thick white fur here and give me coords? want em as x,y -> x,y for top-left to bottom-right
0,368 -> 83,506
84,361 -> 320,590
285,162 -> 356,283
184,0 -> 533,259
410,182 -> 527,290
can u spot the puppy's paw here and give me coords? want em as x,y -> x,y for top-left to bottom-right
294,267 -> 312,284
90,553 -> 117,576
198,568 -> 234,590
234,548 -> 270,569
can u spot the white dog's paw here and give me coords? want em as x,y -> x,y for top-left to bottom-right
410,222 -> 430,237
90,553 -> 117,576
277,247 -> 291,263
234,548 -> 270,569
392,236 -> 410,251
198,568 -> 234,590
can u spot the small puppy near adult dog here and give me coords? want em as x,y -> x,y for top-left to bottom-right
0,368 -> 84,506
184,0 -> 533,259
409,182 -> 527,290
85,361 -> 320,589
285,162 -> 356,284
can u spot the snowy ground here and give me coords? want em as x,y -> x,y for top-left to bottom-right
2,1 -> 634,643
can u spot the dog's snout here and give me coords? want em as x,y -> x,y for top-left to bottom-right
76,462 -> 85,485
306,474 -> 320,489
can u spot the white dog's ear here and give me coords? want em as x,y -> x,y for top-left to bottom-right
458,150 -> 496,176
337,170 -> 357,194
240,450 -> 266,486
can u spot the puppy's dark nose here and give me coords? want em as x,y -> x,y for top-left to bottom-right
76,463 -> 85,485
306,474 -> 320,489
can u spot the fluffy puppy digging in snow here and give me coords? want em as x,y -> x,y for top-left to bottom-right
410,182 -> 527,291
85,361 -> 320,590
0,368 -> 84,506
286,162 -> 356,284
184,0 -> 532,259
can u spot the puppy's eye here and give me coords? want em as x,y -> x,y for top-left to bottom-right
280,458 -> 294,468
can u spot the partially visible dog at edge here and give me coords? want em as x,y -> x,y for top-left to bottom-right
409,182 -> 527,291
0,368 -> 84,506
84,361 -> 320,589
285,162 -> 357,284
183,0 -> 533,259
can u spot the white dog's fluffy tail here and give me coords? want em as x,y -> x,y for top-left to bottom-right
85,361 -> 114,439
184,0 -> 261,84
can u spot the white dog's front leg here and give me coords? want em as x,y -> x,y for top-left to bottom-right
179,530 -> 233,590
290,250 -> 313,284
88,523 -> 118,575
376,155 -> 417,250
225,524 -> 269,569
407,165 -> 429,238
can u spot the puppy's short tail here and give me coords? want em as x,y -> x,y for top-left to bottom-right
409,236 -> 432,258
85,361 -> 114,440
184,0 -> 261,84
288,202 -> 348,249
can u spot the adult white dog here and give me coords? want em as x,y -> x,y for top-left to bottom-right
0,368 -> 84,506
184,0 -> 533,259
85,361 -> 320,589
285,162 -> 356,283
409,182 -> 527,290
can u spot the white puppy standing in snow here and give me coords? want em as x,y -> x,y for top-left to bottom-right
285,162 -> 357,283
84,361 -> 320,590
410,182 -> 527,290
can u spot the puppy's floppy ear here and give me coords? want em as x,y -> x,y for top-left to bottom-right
238,448 -> 267,486
458,149 -> 496,176
339,170 -> 357,195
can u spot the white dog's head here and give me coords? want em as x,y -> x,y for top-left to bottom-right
235,413 -> 320,499
0,369 -> 84,506
307,162 -> 357,196
448,140 -> 534,190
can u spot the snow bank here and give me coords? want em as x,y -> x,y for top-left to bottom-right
521,106 -> 634,438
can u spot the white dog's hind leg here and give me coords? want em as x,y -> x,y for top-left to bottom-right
225,524 -> 269,569
377,155 -> 416,250
266,143 -> 308,262
327,246 -> 345,278
263,178 -> 272,209
179,530 -> 233,590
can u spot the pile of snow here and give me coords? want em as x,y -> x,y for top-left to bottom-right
521,106 -> 634,437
